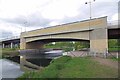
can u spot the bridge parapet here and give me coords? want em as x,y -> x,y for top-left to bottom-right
21,17 -> 107,38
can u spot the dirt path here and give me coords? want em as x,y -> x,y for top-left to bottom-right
68,51 -> 118,69
91,57 -> 118,69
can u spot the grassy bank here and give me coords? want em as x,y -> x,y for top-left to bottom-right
1,48 -> 19,58
108,47 -> 120,52
18,56 -> 118,79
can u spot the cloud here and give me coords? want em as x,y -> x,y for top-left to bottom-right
0,13 -> 51,27
1,30 -> 13,39
41,0 -> 82,20
0,0 -> 51,19
0,0 -> 119,39
49,22 -> 60,26
111,13 -> 118,21
0,20 -> 22,36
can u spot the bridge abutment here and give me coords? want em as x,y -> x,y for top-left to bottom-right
90,28 -> 108,54
20,38 -> 45,49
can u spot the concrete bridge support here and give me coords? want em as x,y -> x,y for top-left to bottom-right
2,38 -> 20,49
90,28 -> 108,54
2,42 -> 13,49
20,38 -> 46,49
10,42 -> 13,49
2,43 -> 5,48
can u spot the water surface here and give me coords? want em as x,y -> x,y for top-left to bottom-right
0,59 -> 24,79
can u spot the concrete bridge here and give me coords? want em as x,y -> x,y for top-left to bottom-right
20,16 -> 119,53
1,17 -> 119,52
0,36 -> 20,49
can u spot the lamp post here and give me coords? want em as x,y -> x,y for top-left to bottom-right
85,0 -> 96,55
85,0 -> 96,20
24,21 -> 28,32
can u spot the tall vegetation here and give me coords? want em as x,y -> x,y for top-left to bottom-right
108,39 -> 120,51
44,41 -> 89,52
44,39 -> 119,52
108,39 -> 119,47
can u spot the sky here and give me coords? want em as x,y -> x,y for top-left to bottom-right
0,0 -> 119,39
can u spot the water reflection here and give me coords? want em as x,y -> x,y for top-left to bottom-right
0,59 -> 24,78
20,49 -> 63,59
20,49 -> 63,68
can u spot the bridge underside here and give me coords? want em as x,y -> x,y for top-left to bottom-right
28,38 -> 89,43
25,38 -> 89,49
2,39 -> 20,48
108,28 -> 120,39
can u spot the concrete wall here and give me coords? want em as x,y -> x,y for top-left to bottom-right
89,17 -> 108,53
90,28 -> 108,53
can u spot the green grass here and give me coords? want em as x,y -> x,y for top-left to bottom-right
1,48 -> 19,58
108,47 -> 120,52
44,41 -> 89,52
108,57 -> 120,61
18,56 -> 118,79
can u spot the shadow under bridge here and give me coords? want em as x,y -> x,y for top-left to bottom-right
25,38 -> 89,49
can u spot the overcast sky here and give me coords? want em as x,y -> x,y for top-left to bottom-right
0,0 -> 119,39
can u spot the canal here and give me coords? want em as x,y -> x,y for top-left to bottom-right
0,59 -> 24,79
0,49 -> 63,79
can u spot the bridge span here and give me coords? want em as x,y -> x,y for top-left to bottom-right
20,16 -> 120,53
1,17 -> 119,52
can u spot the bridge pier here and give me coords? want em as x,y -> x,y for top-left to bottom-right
20,38 -> 45,49
2,38 -> 20,49
10,42 -> 13,49
90,28 -> 108,54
